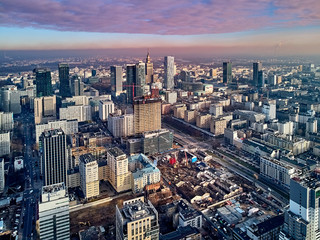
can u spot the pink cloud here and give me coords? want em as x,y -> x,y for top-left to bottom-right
0,0 -> 319,35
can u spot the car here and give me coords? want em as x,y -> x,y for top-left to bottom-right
29,190 -> 33,194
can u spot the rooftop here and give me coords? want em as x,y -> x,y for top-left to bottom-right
248,215 -> 284,236
108,147 -> 126,158
120,199 -> 157,224
79,153 -> 96,164
160,226 -> 200,240
42,182 -> 65,195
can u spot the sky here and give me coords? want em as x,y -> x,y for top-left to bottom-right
0,0 -> 320,56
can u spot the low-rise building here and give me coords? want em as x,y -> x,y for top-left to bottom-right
178,199 -> 202,229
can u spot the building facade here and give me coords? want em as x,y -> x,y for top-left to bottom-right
111,65 -> 123,97
99,100 -> 115,121
39,183 -> 70,240
58,63 -> 71,98
164,56 -> 175,89
108,113 -> 134,138
34,95 -> 57,124
79,154 -> 99,199
35,68 -> 52,97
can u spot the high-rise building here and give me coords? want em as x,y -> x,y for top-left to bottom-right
59,63 -> 71,98
108,113 -> 134,138
116,196 -> 160,240
0,132 -> 10,157
133,97 -> 161,134
280,175 -> 320,240
40,129 -> 68,186
145,51 -> 154,84
34,95 -> 57,124
0,158 -> 4,193
164,56 -> 175,89
111,66 -> 123,97
35,119 -> 78,143
126,64 -> 136,104
0,112 -> 13,131
258,70 -> 265,88
79,154 -> 99,199
0,85 -> 22,114
34,68 -> 53,97
107,147 -> 131,193
70,75 -> 84,96
223,62 -> 232,84
59,105 -> 91,122
39,183 -> 70,240
253,62 -> 262,87
135,62 -> 146,97
98,100 -> 114,121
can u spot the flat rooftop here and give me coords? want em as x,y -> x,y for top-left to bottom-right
108,147 -> 126,158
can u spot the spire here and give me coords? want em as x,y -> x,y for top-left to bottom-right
146,49 -> 151,63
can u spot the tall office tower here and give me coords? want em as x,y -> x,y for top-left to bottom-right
135,62 -> 146,97
258,70 -> 265,88
133,97 -> 161,134
40,129 -> 68,186
111,66 -> 123,97
145,51 -> 154,84
39,183 -> 70,240
280,175 -> 320,240
116,196 -> 160,240
0,112 -> 13,131
34,95 -> 57,124
58,63 -> 71,98
107,147 -> 131,193
34,68 -> 52,97
164,56 -> 175,89
223,62 -> 232,84
108,113 -> 134,138
79,154 -> 99,199
70,75 -> 84,96
126,64 -> 136,104
253,62 -> 262,87
99,100 -> 114,121
0,158 -> 4,193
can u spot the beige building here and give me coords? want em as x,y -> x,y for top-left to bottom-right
196,114 -> 211,129
209,103 -> 223,117
107,147 -> 131,192
210,118 -> 227,136
184,110 -> 196,123
79,154 -> 99,199
134,97 -> 161,134
173,104 -> 187,119
116,196 -> 159,240
34,95 -> 57,124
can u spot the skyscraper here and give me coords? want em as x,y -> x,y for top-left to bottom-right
111,65 -> 123,97
280,175 -> 320,240
58,63 -> 71,98
164,56 -> 175,89
253,62 -> 262,87
40,129 -> 68,186
223,62 -> 232,84
70,75 -> 84,96
145,50 -> 154,84
39,183 -> 70,240
126,64 -> 136,104
0,158 -> 4,193
34,68 -> 52,97
258,70 -> 265,88
135,62 -> 146,97
133,96 -> 161,134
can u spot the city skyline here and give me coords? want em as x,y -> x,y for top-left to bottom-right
0,0 -> 320,56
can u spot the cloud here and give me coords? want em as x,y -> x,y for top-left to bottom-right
0,0 -> 319,35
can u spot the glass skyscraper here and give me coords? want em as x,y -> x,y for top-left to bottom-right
35,68 -> 53,97
58,63 -> 71,98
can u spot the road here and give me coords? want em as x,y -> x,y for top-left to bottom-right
20,112 -> 41,240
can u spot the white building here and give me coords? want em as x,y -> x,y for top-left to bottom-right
0,158 -> 4,193
108,113 -> 134,138
165,91 -> 177,104
209,104 -> 223,117
178,199 -> 202,229
260,157 -> 295,189
14,156 -> 24,172
59,105 -> 91,122
0,112 -> 14,131
35,119 -> 78,143
79,154 -> 99,199
39,183 -> 70,240
164,56 -> 175,89
262,103 -> 276,121
278,121 -> 294,136
0,132 -> 10,157
98,100 -> 114,121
